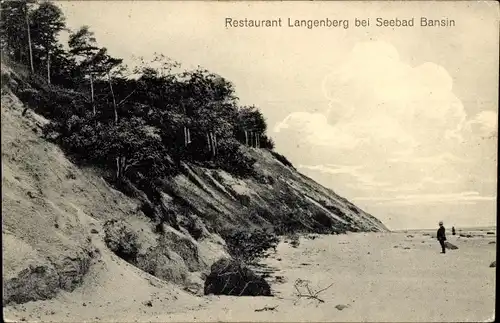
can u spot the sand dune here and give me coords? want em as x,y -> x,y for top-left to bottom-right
4,230 -> 495,322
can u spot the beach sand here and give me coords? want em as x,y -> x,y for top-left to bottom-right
3,230 -> 496,322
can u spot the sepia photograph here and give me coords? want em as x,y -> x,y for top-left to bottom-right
1,0 -> 498,322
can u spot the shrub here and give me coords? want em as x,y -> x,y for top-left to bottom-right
103,219 -> 141,263
204,258 -> 272,296
216,138 -> 256,177
135,240 -> 189,284
260,135 -> 275,149
270,150 -> 295,169
222,228 -> 279,263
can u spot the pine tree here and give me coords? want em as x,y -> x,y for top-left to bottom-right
68,25 -> 100,113
0,0 -> 35,72
29,1 -> 66,82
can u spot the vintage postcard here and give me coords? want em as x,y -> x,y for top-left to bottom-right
2,0 -> 498,322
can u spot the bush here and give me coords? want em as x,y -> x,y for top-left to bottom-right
216,138 -> 256,177
270,150 -> 295,169
204,258 -> 272,296
274,213 -> 307,235
103,219 -> 141,263
222,228 -> 279,263
260,135 -> 275,149
135,241 -> 189,284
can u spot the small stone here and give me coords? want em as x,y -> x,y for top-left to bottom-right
335,304 -> 349,311
83,303 -> 87,307
490,261 -> 496,268
91,228 -> 99,234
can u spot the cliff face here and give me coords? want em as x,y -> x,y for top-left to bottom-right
2,64 -> 387,306
170,148 -> 387,235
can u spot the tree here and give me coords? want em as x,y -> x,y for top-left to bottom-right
30,1 -> 66,82
68,25 -> 124,120
236,105 -> 268,148
68,25 -> 100,113
0,0 -> 35,72
175,69 -> 238,158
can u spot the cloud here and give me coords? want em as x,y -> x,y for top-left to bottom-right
297,163 -> 364,175
274,112 -> 367,149
465,110 -> 498,138
273,40 -> 497,214
298,164 -> 391,188
378,176 -> 461,193
352,191 -> 496,206
388,152 -> 471,165
275,41 -> 468,154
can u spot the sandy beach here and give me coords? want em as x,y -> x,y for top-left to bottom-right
4,229 -> 496,322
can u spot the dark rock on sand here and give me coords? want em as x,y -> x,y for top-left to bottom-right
489,261 -> 496,268
204,258 -> 272,296
335,304 -> 349,310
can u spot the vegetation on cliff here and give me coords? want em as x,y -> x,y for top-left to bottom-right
1,0 -> 277,183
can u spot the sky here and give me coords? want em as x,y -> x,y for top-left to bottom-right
56,1 -> 499,230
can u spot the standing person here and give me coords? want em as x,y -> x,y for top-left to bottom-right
437,221 -> 447,254
452,226 -> 456,235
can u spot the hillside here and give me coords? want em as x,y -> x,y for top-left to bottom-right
2,60 -> 386,308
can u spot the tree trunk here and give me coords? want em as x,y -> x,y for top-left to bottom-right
244,130 -> 248,146
183,126 -> 188,146
25,3 -> 34,74
187,127 -> 191,144
116,156 -> 127,180
46,50 -> 51,84
116,156 -> 120,180
90,73 -> 95,116
210,132 -> 216,158
206,132 -> 211,152
107,73 -> 118,125
213,133 -> 217,157
209,132 -> 213,157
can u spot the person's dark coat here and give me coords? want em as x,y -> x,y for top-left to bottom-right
437,226 -> 446,241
